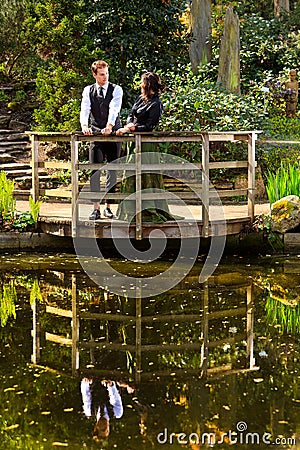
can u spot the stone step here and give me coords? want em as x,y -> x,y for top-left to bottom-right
14,175 -> 53,189
0,140 -> 30,147
8,150 -> 30,158
4,168 -> 32,178
1,162 -> 31,171
0,129 -> 15,135
0,153 -> 15,163
0,132 -> 29,142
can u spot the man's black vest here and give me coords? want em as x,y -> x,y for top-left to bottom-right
89,82 -> 121,131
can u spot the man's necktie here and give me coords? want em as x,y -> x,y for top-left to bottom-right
98,87 -> 104,100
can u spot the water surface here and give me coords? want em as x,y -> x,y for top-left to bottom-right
0,252 -> 299,449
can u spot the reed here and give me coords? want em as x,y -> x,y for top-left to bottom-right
266,162 -> 300,204
0,171 -> 16,218
29,195 -> 43,229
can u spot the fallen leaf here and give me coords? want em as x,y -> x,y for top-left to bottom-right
4,424 -> 19,430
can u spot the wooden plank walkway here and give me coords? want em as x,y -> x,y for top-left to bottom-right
16,200 -> 270,238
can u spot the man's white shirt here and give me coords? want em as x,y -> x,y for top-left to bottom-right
80,82 -> 123,128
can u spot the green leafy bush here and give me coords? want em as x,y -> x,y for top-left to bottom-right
33,66 -> 83,131
160,71 -> 266,132
12,211 -> 35,232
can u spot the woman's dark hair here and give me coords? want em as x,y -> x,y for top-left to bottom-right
90,379 -> 115,420
141,72 -> 166,101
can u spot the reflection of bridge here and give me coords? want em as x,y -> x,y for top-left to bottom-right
31,273 -> 259,382
27,130 -> 264,240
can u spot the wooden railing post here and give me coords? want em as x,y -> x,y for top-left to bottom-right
71,134 -> 79,237
247,132 -> 256,221
135,287 -> 142,384
200,281 -> 209,379
31,133 -> 39,201
246,283 -> 255,369
201,132 -> 210,237
71,274 -> 80,375
135,133 -> 142,240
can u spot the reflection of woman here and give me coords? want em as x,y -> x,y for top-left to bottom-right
81,378 -> 134,442
116,72 -> 176,223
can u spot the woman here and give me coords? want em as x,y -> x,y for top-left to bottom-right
116,72 -> 176,223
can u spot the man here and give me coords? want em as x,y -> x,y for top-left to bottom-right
80,60 -> 123,219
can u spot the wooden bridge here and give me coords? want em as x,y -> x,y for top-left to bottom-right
27,130 -> 266,240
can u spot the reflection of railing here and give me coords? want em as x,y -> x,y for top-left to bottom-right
28,131 -> 259,239
31,274 -> 259,382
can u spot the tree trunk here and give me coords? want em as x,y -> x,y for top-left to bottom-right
189,0 -> 211,74
274,0 -> 289,18
217,6 -> 240,94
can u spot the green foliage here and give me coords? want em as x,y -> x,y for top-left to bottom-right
0,171 -> 16,219
160,70 -> 266,133
33,66 -> 82,131
267,116 -> 300,139
30,278 -> 43,306
266,162 -> 300,203
266,296 -> 300,334
238,13 -> 300,89
12,211 -> 35,232
29,195 -> 42,229
0,90 -> 9,102
0,0 -> 39,81
86,0 -> 188,105
28,0 -> 92,71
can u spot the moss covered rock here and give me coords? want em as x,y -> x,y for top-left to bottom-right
271,195 -> 300,233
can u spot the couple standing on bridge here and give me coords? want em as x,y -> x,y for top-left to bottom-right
80,60 -> 176,224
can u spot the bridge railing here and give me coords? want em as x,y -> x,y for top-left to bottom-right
28,130 -> 259,239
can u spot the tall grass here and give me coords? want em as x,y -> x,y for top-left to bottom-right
266,296 -> 300,334
266,162 -> 300,204
0,171 -> 16,218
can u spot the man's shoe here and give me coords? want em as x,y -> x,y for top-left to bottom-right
103,207 -> 114,219
89,209 -> 101,220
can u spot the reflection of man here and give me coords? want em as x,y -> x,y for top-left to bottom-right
80,60 -> 123,220
81,378 -> 134,442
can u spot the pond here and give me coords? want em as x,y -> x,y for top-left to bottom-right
0,251 -> 299,449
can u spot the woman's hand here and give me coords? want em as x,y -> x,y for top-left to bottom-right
116,125 -> 135,136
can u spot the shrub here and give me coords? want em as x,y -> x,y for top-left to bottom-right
33,66 -> 83,131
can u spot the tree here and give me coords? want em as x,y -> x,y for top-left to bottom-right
85,0 -> 188,104
217,6 -> 240,94
189,0 -> 212,74
0,0 -> 38,81
27,0 -> 98,131
28,0 -> 92,72
274,0 -> 290,18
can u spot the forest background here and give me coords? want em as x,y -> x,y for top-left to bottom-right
1,0 -> 300,176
